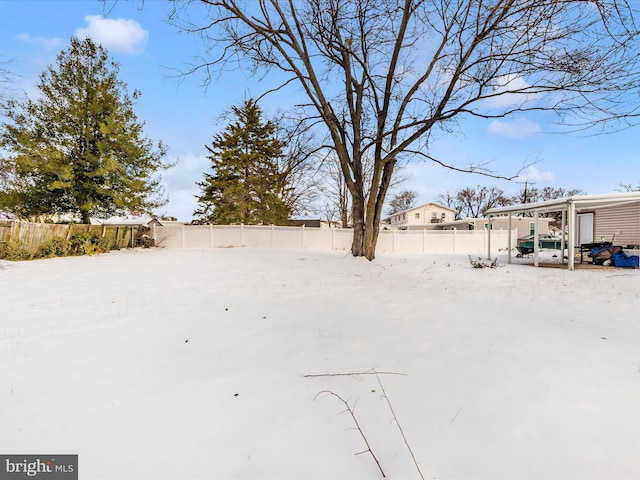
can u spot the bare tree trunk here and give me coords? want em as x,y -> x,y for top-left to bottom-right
351,191 -> 365,256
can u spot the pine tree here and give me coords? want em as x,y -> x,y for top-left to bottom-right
0,37 -> 168,223
195,100 -> 291,225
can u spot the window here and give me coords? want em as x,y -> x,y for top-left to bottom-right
441,213 -> 446,219
529,222 -> 535,235
431,212 -> 437,219
484,223 -> 493,230
415,213 -> 420,219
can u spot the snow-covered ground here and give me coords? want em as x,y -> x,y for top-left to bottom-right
2,247 -> 640,479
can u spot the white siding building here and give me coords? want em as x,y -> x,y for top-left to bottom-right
387,202 -> 456,229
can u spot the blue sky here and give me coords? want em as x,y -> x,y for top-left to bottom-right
1,1 -> 639,221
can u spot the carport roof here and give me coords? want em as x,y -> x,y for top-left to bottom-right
485,191 -> 640,216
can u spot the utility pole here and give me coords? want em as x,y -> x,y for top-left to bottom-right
516,179 -> 536,204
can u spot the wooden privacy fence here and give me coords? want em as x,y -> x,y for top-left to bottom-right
0,220 -> 148,256
153,223 -> 515,254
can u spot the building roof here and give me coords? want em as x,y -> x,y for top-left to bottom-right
389,201 -> 456,217
486,192 -> 640,216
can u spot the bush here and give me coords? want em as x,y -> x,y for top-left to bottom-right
0,240 -> 32,261
68,232 -> 108,256
137,233 -> 154,248
35,238 -> 68,258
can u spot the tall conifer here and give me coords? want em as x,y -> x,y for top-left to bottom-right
195,100 -> 291,225
0,37 -> 168,222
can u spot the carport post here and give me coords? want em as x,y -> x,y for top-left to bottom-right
533,209 -> 540,267
507,214 -> 513,264
560,211 -> 566,265
568,200 -> 576,271
487,215 -> 492,260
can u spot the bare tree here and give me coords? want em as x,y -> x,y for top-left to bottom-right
456,185 -> 511,218
273,117 -> 322,218
435,190 -> 463,219
511,185 -> 586,227
617,182 -> 640,192
386,190 -> 417,216
318,153 -> 352,227
171,0 -> 640,259
0,53 -> 14,111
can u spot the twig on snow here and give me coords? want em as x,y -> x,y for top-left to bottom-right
304,369 -> 406,379
450,405 -> 463,424
374,370 -> 425,480
315,390 -> 386,478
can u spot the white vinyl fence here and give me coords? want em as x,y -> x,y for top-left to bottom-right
153,224 -> 515,254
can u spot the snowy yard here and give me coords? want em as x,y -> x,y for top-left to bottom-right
2,247 -> 640,479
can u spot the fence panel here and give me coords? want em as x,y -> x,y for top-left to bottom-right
0,220 -> 152,255
154,224 -> 514,255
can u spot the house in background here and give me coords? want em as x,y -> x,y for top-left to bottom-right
289,219 -> 342,229
387,202 -> 456,229
439,216 -> 553,238
385,202 -> 552,237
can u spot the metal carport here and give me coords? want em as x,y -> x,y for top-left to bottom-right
485,192 -> 640,270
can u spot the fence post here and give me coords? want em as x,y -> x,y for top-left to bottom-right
301,224 -> 305,248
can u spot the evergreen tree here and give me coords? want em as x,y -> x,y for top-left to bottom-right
0,37 -> 168,223
195,100 -> 291,225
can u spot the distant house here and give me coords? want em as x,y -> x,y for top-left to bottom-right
438,216 -> 552,238
385,202 -> 549,237
289,219 -> 342,229
91,213 -> 157,227
387,202 -> 456,229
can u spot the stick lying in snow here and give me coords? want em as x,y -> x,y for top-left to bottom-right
314,390 -> 386,478
304,369 -> 406,379
374,370 -> 425,480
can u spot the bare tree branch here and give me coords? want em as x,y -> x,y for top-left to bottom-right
315,390 -> 386,478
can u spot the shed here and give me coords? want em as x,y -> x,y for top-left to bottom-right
485,192 -> 640,270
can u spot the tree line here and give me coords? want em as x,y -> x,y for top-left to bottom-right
3,0 -> 640,260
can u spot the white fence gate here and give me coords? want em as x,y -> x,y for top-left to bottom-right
153,224 -> 514,255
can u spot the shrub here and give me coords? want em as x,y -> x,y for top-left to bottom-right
35,238 -> 68,258
138,233 -> 154,248
0,240 -> 32,261
68,232 -> 108,256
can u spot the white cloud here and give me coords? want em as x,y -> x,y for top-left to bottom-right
16,32 -> 64,50
487,117 -> 541,139
516,165 -> 555,184
484,73 -> 539,109
75,15 -> 148,55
